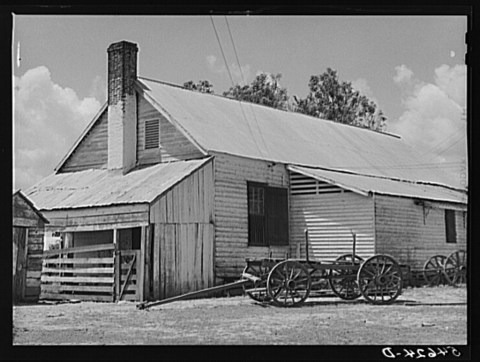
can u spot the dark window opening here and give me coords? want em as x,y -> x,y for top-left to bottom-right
445,209 -> 457,243
247,182 -> 289,246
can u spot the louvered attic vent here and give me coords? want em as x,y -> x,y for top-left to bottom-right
145,119 -> 160,149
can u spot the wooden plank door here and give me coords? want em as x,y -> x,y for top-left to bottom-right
13,227 -> 27,303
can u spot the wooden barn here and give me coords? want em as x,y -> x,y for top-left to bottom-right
12,191 -> 49,303
25,41 -> 467,302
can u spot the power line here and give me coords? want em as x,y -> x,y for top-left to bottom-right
210,15 -> 235,87
224,16 -> 246,86
223,16 -> 272,159
209,15 -> 267,159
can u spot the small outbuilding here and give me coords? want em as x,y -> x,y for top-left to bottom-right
12,191 -> 48,303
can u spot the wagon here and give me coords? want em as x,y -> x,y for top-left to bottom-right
242,230 -> 404,307
137,230 -> 404,310
422,250 -> 467,287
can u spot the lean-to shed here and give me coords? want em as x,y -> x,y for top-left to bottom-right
12,191 -> 49,303
25,41 -> 467,302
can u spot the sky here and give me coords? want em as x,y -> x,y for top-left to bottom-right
12,14 -> 468,191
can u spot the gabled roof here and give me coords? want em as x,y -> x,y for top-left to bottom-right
138,77 -> 461,189
288,165 -> 467,205
25,158 -> 211,210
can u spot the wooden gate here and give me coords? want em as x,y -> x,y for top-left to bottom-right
40,244 -> 141,302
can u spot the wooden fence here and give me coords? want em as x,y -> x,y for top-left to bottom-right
40,244 -> 141,302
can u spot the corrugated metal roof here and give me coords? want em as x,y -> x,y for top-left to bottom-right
288,165 -> 467,204
25,158 -> 211,210
139,77 -> 461,189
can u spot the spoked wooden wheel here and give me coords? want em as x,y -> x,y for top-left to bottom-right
357,254 -> 403,305
422,255 -> 447,286
242,263 -> 271,302
443,250 -> 467,286
267,260 -> 311,307
329,254 -> 364,300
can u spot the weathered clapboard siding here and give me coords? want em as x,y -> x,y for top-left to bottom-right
212,153 -> 290,279
60,108 -> 108,172
41,204 -> 150,232
374,194 -> 467,269
290,192 -> 375,261
137,93 -> 204,165
149,160 -> 214,299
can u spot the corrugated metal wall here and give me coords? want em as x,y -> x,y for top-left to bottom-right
289,172 -> 375,260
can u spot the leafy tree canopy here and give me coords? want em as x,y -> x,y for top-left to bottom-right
222,73 -> 289,111
183,80 -> 214,94
294,68 -> 386,132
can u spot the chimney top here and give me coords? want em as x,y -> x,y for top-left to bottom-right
107,40 -> 138,53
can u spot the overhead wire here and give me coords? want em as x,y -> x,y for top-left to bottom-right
209,15 -> 267,159
224,16 -> 271,158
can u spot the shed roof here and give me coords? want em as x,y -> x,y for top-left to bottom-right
25,158 -> 211,211
288,165 -> 467,205
139,77 -> 461,189
13,190 -> 50,223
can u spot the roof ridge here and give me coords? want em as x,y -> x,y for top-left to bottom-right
137,76 -> 401,139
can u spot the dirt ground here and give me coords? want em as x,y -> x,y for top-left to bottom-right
12,285 -> 467,346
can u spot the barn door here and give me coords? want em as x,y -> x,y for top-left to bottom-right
13,227 -> 27,303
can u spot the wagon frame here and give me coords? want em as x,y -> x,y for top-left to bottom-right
242,230 -> 404,307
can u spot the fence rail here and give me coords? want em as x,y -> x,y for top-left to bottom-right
40,244 -> 141,302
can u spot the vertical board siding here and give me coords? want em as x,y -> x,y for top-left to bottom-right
213,153 -> 290,280
150,161 -> 214,299
137,94 -> 204,165
24,228 -> 46,298
60,109 -> 108,172
13,193 -> 46,301
290,185 -> 375,261
374,195 -> 467,269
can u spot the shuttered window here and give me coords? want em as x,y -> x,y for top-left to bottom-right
247,182 -> 289,246
145,119 -> 160,149
445,209 -> 457,243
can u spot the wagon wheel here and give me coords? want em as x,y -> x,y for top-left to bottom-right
422,255 -> 447,286
242,263 -> 271,302
443,250 -> 467,286
357,254 -> 403,305
267,260 -> 311,307
328,254 -> 364,300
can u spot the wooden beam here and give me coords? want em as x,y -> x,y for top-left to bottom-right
144,225 -> 152,300
138,226 -> 146,301
42,243 -> 114,257
153,223 -> 161,300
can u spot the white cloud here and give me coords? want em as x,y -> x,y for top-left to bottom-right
206,54 -> 251,86
13,66 -> 101,191
393,64 -> 414,85
390,64 -> 467,187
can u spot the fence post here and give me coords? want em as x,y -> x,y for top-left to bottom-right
113,229 -> 120,302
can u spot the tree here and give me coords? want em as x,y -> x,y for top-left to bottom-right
294,68 -> 387,132
222,73 -> 289,111
183,80 -> 214,94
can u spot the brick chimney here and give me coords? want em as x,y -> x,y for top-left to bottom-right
107,41 -> 138,173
